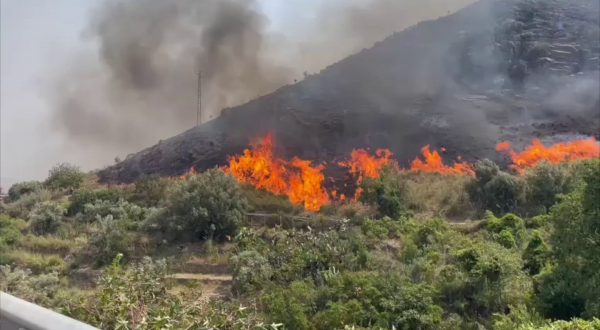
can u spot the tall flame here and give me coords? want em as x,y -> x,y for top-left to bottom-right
410,145 -> 474,176
288,158 -> 330,212
226,134 -> 329,212
339,148 -> 394,200
496,138 -> 600,174
227,134 -> 288,194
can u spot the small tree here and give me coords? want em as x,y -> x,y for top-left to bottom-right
161,169 -> 247,241
45,163 -> 85,190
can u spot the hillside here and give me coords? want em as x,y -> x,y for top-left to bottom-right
99,0 -> 600,184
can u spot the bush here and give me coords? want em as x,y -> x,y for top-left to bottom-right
537,159 -> 600,319
160,169 -> 248,241
7,181 -> 43,202
522,231 -> 549,275
28,201 -> 66,235
440,240 -> 531,320
468,160 -> 525,215
231,250 -> 273,294
524,162 -> 575,213
0,265 -> 60,306
360,171 -> 409,219
0,216 -> 25,247
68,189 -> 124,216
88,215 -> 133,266
4,189 -> 53,219
45,163 -> 85,190
485,212 -> 527,247
78,198 -> 152,225
130,175 -> 171,207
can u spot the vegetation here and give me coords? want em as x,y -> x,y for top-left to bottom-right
157,168 -> 248,241
0,159 -> 598,329
44,163 -> 85,190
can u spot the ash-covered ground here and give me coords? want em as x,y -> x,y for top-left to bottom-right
99,0 -> 600,183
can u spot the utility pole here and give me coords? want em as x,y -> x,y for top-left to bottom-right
196,70 -> 202,126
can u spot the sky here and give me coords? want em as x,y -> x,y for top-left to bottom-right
0,0 -> 301,189
0,0 -> 470,190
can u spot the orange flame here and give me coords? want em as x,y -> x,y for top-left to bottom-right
178,166 -> 198,180
496,138 -> 600,174
288,158 -> 330,212
226,134 -> 329,212
339,148 -> 394,200
410,145 -> 474,176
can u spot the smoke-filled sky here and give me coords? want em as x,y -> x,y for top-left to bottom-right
1,0 -> 474,188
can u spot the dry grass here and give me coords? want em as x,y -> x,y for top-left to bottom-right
0,250 -> 67,273
403,173 -> 476,220
17,234 -> 78,254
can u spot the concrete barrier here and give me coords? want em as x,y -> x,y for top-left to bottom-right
0,292 -> 98,330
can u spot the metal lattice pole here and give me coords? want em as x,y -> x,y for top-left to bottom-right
196,71 -> 202,126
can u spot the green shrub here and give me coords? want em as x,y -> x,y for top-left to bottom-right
231,250 -> 273,295
130,175 -> 171,207
160,169 -> 248,241
28,201 -> 66,235
485,212 -> 527,247
468,160 -> 525,215
45,163 -> 85,190
537,159 -> 600,319
7,181 -> 43,202
78,198 -> 152,225
88,215 -> 133,266
522,231 -> 550,275
0,265 -> 60,305
68,189 -> 124,216
524,162 -> 575,213
0,216 -> 25,247
360,171 -> 409,219
441,240 -> 531,320
262,281 -> 316,330
4,189 -> 53,219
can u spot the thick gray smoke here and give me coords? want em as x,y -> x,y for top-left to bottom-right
50,0 -> 475,167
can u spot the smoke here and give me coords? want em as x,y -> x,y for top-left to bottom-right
49,0 -> 475,168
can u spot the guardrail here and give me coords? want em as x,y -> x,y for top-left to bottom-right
0,292 -> 98,330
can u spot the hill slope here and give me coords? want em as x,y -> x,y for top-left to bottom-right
99,0 -> 600,183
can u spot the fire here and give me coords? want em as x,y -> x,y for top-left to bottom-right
340,149 -> 393,181
226,134 -> 330,212
410,145 -> 474,176
339,148 -> 394,200
179,166 -> 198,180
227,134 -> 288,194
497,138 -> 600,174
288,158 -> 330,212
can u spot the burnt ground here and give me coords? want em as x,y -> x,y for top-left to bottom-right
98,0 -> 600,183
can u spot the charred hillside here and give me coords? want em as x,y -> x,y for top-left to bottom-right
99,0 -> 600,183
